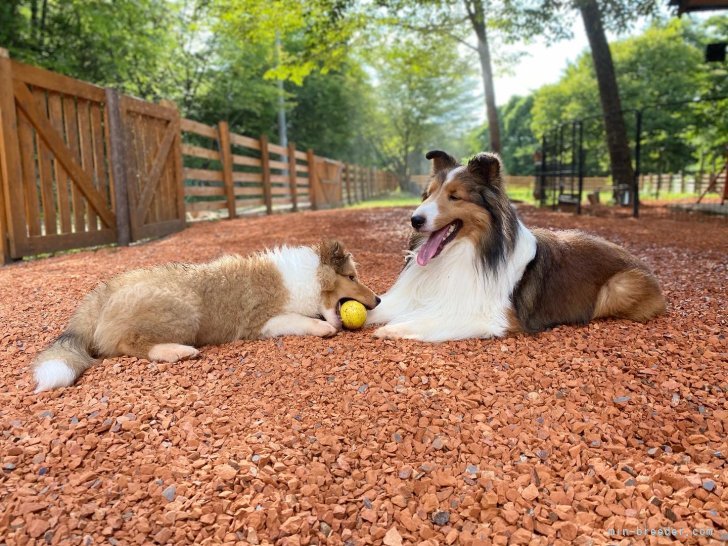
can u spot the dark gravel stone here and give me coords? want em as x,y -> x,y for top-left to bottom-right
431,511 -> 450,526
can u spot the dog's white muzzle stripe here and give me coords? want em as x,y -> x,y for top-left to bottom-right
413,201 -> 440,232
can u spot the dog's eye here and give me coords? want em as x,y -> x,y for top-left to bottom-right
449,194 -> 460,201
349,275 -> 356,281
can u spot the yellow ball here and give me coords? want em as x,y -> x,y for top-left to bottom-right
340,300 -> 367,330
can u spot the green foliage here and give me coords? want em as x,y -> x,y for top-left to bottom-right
474,95 -> 539,174
1,1 -> 723,180
287,64 -> 380,163
213,0 -> 365,85
0,0 -> 383,164
502,0 -> 662,41
2,0 -> 189,100
369,32 -> 480,184
530,17 -> 727,174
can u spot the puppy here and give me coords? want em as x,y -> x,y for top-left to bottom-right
33,240 -> 379,392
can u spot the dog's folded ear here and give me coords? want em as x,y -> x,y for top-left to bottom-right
425,150 -> 458,174
467,152 -> 503,187
319,239 -> 351,272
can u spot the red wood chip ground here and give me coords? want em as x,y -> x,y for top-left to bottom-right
0,206 -> 726,546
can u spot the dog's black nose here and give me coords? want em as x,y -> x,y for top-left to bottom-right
375,296 -> 381,307
411,215 -> 425,229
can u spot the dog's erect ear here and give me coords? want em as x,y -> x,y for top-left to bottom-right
425,150 -> 458,174
319,239 -> 351,273
467,152 -> 503,188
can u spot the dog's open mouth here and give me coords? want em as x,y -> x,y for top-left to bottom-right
417,220 -> 462,266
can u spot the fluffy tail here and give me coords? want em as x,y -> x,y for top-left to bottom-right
33,329 -> 95,393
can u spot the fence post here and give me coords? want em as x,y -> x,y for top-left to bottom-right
344,163 -> 352,205
0,48 -> 19,264
287,141 -> 298,212
307,149 -> 318,210
217,121 -> 236,219
353,165 -> 358,202
104,88 -> 131,246
357,165 -> 362,202
337,162 -> 343,205
260,134 -> 272,214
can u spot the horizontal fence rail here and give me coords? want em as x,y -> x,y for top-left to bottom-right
0,49 -> 397,263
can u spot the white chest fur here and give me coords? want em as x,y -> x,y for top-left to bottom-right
368,222 -> 537,341
265,247 -> 322,317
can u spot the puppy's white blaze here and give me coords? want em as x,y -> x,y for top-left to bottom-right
368,221 -> 537,341
34,359 -> 76,393
412,200 -> 440,232
265,246 -> 321,317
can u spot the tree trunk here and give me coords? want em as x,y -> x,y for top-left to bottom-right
578,0 -> 634,191
465,0 -> 501,155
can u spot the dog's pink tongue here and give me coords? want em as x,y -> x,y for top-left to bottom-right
417,225 -> 450,266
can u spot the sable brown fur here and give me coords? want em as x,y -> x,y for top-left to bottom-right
511,229 -> 666,333
412,153 -> 520,271
45,253 -> 288,369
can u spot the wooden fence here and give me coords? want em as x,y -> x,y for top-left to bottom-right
409,173 -> 725,196
0,50 -> 396,263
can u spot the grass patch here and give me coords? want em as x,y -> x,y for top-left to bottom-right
506,187 -> 538,205
639,191 -> 699,201
347,191 -> 421,209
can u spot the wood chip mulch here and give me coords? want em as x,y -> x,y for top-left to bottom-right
1,206 -> 726,546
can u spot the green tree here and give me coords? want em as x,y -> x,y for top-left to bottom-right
287,64 -> 380,163
500,95 -> 539,174
371,34 -> 479,186
511,0 -> 662,189
531,18 -> 726,174
1,0 -> 187,100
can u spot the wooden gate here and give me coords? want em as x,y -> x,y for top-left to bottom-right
119,96 -> 184,241
0,54 -> 117,258
312,157 -> 343,208
0,49 -> 185,261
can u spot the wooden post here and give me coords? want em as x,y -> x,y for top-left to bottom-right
337,162 -> 343,205
344,163 -> 352,205
306,149 -> 318,210
217,121 -> 236,219
0,48 -> 23,262
260,134 -> 272,214
160,100 -> 186,226
356,165 -> 362,202
697,153 -> 705,194
287,141 -> 298,212
353,165 -> 358,202
105,88 -> 131,246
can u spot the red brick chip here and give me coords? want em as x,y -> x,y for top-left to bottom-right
1,206 -> 726,545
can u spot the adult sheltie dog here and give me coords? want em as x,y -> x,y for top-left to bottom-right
33,240 -> 379,392
367,150 -> 665,341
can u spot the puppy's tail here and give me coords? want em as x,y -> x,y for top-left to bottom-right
33,327 -> 96,393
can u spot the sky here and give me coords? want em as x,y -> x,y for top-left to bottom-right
491,10 -> 716,109
495,33 -> 591,106
490,22 -> 633,110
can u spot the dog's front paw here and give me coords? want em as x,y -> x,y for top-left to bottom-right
373,324 -> 421,340
312,320 -> 338,338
